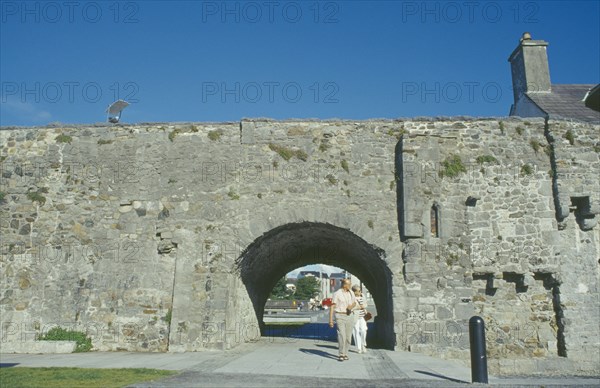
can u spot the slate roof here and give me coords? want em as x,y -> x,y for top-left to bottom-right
525,84 -> 600,123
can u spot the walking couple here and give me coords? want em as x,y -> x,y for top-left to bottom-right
328,279 -> 369,361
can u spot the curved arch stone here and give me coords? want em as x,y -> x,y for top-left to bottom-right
235,221 -> 396,349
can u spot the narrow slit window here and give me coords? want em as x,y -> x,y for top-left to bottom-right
431,204 -> 439,237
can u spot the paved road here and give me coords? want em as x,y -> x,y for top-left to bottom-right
2,337 -> 598,387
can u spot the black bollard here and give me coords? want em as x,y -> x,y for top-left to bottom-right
469,316 -> 488,384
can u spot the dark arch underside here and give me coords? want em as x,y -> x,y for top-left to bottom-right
236,221 -> 395,349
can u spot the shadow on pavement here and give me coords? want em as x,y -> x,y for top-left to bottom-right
314,344 -> 338,350
264,323 -> 336,341
0,363 -> 19,368
299,348 -> 339,360
414,370 -> 469,384
264,322 -> 384,348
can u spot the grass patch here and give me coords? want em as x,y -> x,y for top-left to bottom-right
0,191 -> 5,202
39,327 -> 92,352
55,134 -> 72,144
97,139 -> 113,145
529,139 -> 541,153
476,155 -> 498,164
515,126 -> 524,135
326,174 -> 338,185
162,308 -> 172,326
208,129 -> 223,141
319,142 -> 330,152
0,367 -> 177,388
367,220 -> 374,229
564,129 -> 575,145
498,121 -> 505,134
439,155 -> 466,178
269,143 -> 307,161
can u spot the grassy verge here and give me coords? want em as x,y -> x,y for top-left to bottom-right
0,367 -> 177,388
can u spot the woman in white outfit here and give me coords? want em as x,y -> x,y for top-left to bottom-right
351,285 -> 368,354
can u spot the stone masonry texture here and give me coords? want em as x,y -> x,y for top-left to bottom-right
0,117 -> 598,375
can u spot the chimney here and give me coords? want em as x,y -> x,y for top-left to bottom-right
508,32 -> 551,102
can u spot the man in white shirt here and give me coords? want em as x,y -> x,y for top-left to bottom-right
329,279 -> 356,361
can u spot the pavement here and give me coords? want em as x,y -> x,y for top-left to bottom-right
1,337 -> 599,387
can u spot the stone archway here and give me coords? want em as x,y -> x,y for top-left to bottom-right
236,221 -> 395,349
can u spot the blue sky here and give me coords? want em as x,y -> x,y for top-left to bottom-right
1,0 -> 599,126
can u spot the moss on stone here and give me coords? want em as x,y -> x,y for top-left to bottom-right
521,164 -> 534,176
476,155 -> 498,164
564,130 -> 575,145
269,143 -> 307,161
27,190 -> 47,205
530,139 -> 541,153
55,134 -> 72,144
341,159 -> 349,173
439,155 -> 466,178
208,129 -> 223,141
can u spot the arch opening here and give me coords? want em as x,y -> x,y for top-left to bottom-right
236,222 -> 395,349
262,263 -> 377,345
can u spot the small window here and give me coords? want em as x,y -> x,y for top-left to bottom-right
570,196 -> 595,231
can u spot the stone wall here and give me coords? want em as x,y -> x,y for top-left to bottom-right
396,117 -> 599,374
0,117 -> 598,375
0,120 -> 402,353
545,119 -> 600,372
